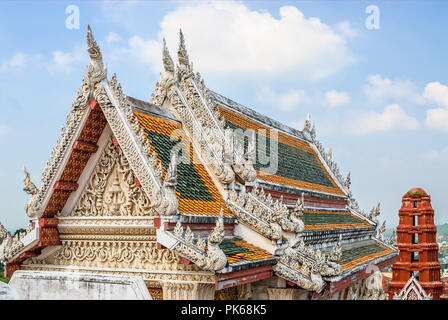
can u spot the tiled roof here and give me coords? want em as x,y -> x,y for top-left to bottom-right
339,242 -> 395,271
134,110 -> 231,217
218,107 -> 344,196
302,210 -> 371,230
219,240 -> 274,266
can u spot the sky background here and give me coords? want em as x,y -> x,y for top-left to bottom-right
1,0 -> 448,231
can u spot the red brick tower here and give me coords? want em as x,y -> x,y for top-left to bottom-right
389,188 -> 443,299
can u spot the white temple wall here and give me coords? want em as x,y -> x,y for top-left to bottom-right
9,270 -> 151,300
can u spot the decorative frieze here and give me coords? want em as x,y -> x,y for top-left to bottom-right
273,235 -> 343,292
50,239 -> 189,271
226,187 -> 304,241
159,217 -> 227,272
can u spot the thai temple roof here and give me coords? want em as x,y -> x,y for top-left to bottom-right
0,26 -> 398,298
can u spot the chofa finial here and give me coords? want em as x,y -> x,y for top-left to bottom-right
87,24 -> 102,63
86,24 -> 107,83
162,38 -> 175,74
178,29 -> 190,68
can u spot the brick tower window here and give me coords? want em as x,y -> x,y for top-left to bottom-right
412,233 -> 418,244
413,215 -> 418,226
411,251 -> 419,262
413,200 -> 418,208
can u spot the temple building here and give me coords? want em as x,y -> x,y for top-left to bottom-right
389,188 -> 443,300
0,26 -> 397,300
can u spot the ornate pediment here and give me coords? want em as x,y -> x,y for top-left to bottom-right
72,139 -> 152,217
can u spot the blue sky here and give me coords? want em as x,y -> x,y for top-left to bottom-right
1,0 -> 448,231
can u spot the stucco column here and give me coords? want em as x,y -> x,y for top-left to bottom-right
162,282 -> 215,300
266,288 -> 297,300
237,283 -> 252,300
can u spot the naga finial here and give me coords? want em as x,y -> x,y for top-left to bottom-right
23,166 -> 38,196
369,202 -> 381,224
208,210 -> 225,245
303,113 -> 311,132
344,171 -> 351,189
162,38 -> 175,74
163,151 -> 178,188
293,193 -> 305,217
310,124 -> 316,140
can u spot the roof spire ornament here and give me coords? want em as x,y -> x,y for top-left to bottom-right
369,202 -> 380,225
310,124 -> 316,140
178,29 -> 190,68
303,113 -> 311,132
164,151 -> 178,188
159,150 -> 179,216
23,166 -> 39,218
162,38 -> 175,74
388,230 -> 396,246
86,24 -> 107,85
23,166 -> 38,196
376,220 -> 386,242
344,171 -> 351,189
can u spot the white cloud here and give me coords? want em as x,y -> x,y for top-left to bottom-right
423,82 -> 448,131
1,52 -> 29,73
351,104 -> 419,134
0,124 -> 11,136
425,108 -> 448,131
127,36 -> 162,71
363,74 -> 422,104
324,90 -> 350,107
127,1 -> 354,80
256,87 -> 310,111
106,32 -> 122,44
423,146 -> 448,160
423,82 -> 448,108
45,45 -> 86,74
336,21 -> 359,38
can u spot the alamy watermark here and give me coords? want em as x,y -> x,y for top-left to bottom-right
365,5 -> 380,30
65,5 -> 80,30
167,126 -> 279,176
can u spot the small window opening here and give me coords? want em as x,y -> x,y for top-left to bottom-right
413,215 -> 418,226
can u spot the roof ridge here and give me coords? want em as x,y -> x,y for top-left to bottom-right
209,89 -> 309,142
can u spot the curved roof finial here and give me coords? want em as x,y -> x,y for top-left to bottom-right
87,24 -> 102,63
86,24 -> 107,83
162,38 -> 175,74
178,29 -> 190,68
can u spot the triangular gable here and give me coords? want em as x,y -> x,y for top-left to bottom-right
393,276 -> 433,300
